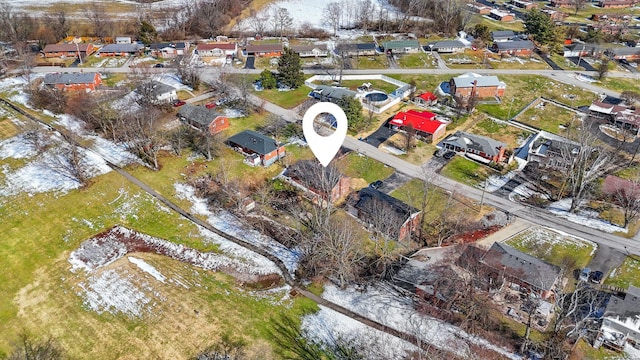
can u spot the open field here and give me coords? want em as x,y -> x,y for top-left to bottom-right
487,55 -> 550,70
253,86 -> 311,109
597,77 -> 640,94
476,17 -> 524,32
477,75 -> 598,121
350,55 -> 389,69
336,152 -> 395,184
471,117 -> 531,148
505,227 -> 595,269
516,101 -> 579,134
397,52 -> 438,69
549,54 -> 583,71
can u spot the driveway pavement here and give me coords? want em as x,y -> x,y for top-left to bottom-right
567,57 -> 596,71
586,245 -> 626,276
377,172 -> 412,194
244,56 -> 255,69
365,119 -> 396,147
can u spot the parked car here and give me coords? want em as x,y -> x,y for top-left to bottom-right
620,59 -> 630,66
369,180 -> 383,189
153,63 -> 164,68
172,100 -> 186,107
205,102 -> 217,109
443,151 -> 456,160
579,268 -> 591,282
590,270 -> 604,284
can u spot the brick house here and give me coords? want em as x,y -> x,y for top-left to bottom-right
439,131 -> 507,162
549,0 -> 573,7
606,47 -> 640,60
195,43 -> 238,57
43,72 -> 102,91
42,43 -> 95,59
597,0 -> 638,8
510,0 -> 535,9
449,72 -> 506,99
177,104 -> 229,135
281,160 -> 350,204
492,40 -> 535,57
389,110 -> 448,143
227,130 -> 285,167
245,43 -> 283,57
541,9 -> 568,21
488,9 -> 516,22
347,187 -> 422,241
467,2 -> 492,14
97,43 -> 143,57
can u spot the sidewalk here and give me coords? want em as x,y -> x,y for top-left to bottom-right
475,217 -> 533,249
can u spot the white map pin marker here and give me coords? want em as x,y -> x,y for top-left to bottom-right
302,102 -> 348,167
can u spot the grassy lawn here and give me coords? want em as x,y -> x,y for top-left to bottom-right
471,117 -> 532,148
336,152 -> 394,184
476,17 -> 524,32
488,55 -> 551,70
101,73 -> 129,87
505,227 -> 595,269
324,79 -> 398,94
253,86 -> 311,109
597,77 -> 640,94
254,56 -> 278,70
440,49 -> 485,67
0,105 -> 22,140
477,75 -> 598,121
549,53 -> 583,71
397,52 -> 437,69
516,101 -> 579,134
570,338 -> 622,360
605,256 -> 640,289
350,55 -> 389,69
440,156 -> 491,187
382,132 -> 438,165
388,74 -> 452,95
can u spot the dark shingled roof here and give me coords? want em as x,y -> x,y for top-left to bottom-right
43,72 -> 98,85
351,187 -> 419,233
605,285 -> 640,319
440,131 -> 506,157
311,85 -> 357,101
284,159 -> 342,193
227,130 -> 280,155
99,43 -> 143,53
491,30 -> 516,40
494,40 -> 535,51
482,242 -> 561,291
177,104 -> 221,128
43,43 -> 91,53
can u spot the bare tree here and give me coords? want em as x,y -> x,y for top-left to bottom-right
596,56 -> 610,80
115,107 -> 163,169
85,2 -> 114,41
246,9 -> 269,36
272,7 -> 293,39
8,332 -> 63,360
46,5 -> 71,42
610,172 -> 640,228
46,134 -> 91,187
571,0 -> 587,15
195,332 -> 247,360
356,0 -> 374,32
177,53 -> 201,90
404,124 -> 416,153
323,2 -> 342,36
18,120 -> 50,154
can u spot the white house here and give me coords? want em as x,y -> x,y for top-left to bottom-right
599,285 -> 640,350
136,80 -> 177,104
115,36 -> 132,44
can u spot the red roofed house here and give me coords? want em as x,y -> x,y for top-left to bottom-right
413,92 -> 438,107
43,43 -> 95,59
390,110 -> 448,143
195,43 -> 238,57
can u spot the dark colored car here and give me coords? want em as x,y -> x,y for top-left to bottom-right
205,102 -> 217,109
443,151 -> 456,160
370,180 -> 383,189
154,63 -> 165,68
590,270 -> 604,284
173,100 -> 186,107
620,59 -> 630,66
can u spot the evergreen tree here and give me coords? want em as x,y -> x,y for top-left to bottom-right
339,96 -> 365,132
524,10 -> 556,45
277,47 -> 304,89
138,20 -> 157,45
259,69 -> 277,89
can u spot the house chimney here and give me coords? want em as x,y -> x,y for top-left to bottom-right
472,80 -> 478,98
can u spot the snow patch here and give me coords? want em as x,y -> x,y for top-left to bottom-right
482,171 -> 517,193
78,269 -> 154,318
548,198 -> 627,234
129,257 -> 166,283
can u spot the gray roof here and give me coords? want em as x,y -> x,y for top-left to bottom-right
605,286 -> 640,319
441,131 -> 506,157
382,40 -> 420,50
495,40 -> 535,50
137,80 -> 175,98
291,44 -> 328,52
43,72 -> 98,85
227,130 -> 280,155
99,43 -> 143,53
429,40 -> 465,49
284,159 -> 343,193
482,242 -> 561,291
177,104 -> 221,128
452,73 -> 504,88
492,30 -> 516,39
311,85 -> 357,101
608,47 -> 640,56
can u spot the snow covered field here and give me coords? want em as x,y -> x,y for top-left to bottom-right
548,198 -> 627,234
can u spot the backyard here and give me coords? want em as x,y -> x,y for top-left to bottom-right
515,100 -> 580,134
471,117 -> 531,148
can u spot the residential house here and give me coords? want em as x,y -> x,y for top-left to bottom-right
449,72 -> 506,99
526,134 -> 580,169
115,36 -> 132,44
550,0 -> 573,7
389,110 -> 448,143
334,43 -> 378,56
382,40 -> 421,54
467,242 -> 561,299
227,130 -> 285,166
563,42 -> 604,57
178,104 -> 229,135
491,30 -> 517,43
606,47 -> 640,60
439,131 -> 507,162
488,9 -> 516,22
413,92 -> 438,107
589,101 -> 640,136
148,42 -> 188,58
195,43 -> 238,58
493,40 -> 535,57
97,43 -> 143,57
426,40 -> 466,53
136,80 -> 177,104
281,160 -> 350,204
291,44 -> 329,57
309,85 -> 358,103
347,187 -> 421,241
599,286 -> 640,350
591,13 -> 632,22
587,23 -> 628,36
510,0 -> 535,9
542,9 -> 568,21
597,0 -> 638,8
42,43 -> 95,59
43,72 -> 102,91
467,2 -> 492,14
245,43 -> 283,57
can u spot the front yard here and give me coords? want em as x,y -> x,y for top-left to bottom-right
440,156 -> 492,187
336,152 -> 395,184
397,52 -> 437,69
605,256 -> 640,289
515,100 -> 580,135
349,55 -> 389,69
